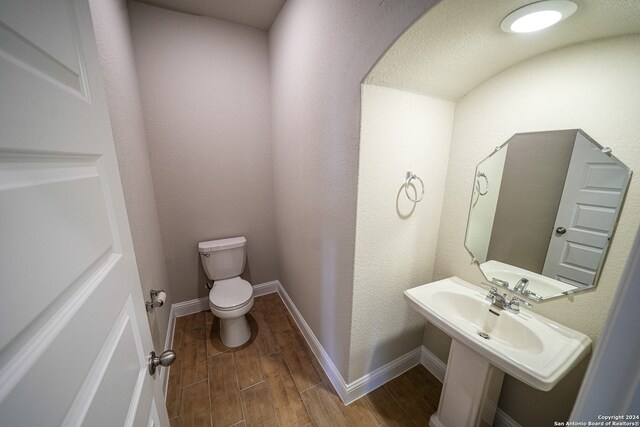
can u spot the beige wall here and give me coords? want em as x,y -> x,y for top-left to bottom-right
431,35 -> 640,426
129,2 -> 278,303
89,0 -> 172,351
351,84 -> 454,380
487,130 -> 575,272
269,0 -> 434,380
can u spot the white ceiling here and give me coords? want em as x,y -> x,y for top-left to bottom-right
366,0 -> 640,101
136,0 -> 287,31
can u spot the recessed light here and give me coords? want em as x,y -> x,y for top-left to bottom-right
501,0 -> 577,33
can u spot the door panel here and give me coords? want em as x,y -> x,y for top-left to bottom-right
0,0 -> 169,425
543,132 -> 630,287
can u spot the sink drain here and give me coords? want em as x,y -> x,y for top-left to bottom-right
477,331 -> 490,340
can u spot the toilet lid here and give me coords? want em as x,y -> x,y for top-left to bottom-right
209,277 -> 253,310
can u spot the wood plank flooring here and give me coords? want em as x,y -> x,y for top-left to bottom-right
167,293 -> 441,426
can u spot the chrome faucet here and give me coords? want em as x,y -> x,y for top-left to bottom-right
485,286 -> 533,313
506,296 -> 533,314
513,278 -> 529,294
485,286 -> 509,309
491,278 -> 510,289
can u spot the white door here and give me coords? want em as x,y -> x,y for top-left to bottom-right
542,132 -> 631,288
0,0 -> 170,425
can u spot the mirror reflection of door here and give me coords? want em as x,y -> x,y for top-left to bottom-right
542,132 -> 630,288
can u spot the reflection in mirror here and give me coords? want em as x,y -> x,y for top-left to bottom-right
465,129 -> 632,301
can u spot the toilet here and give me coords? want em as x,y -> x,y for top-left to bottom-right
198,236 -> 254,347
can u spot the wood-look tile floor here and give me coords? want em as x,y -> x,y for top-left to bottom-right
166,293 -> 441,427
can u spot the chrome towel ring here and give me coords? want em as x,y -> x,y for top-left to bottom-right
405,171 -> 425,202
476,172 -> 489,196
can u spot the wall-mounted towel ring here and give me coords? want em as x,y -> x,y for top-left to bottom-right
405,171 -> 425,202
476,172 -> 489,196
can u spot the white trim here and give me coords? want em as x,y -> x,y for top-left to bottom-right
276,281 -> 421,404
275,281 -> 350,402
252,280 -> 279,296
419,345 -> 520,427
420,346 -> 446,382
344,347 -> 421,403
160,303 -> 176,396
172,296 -> 209,318
494,408 -> 521,427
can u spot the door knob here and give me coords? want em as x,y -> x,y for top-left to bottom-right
148,350 -> 176,375
556,226 -> 567,235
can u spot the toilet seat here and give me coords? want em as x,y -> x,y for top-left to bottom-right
209,277 -> 253,311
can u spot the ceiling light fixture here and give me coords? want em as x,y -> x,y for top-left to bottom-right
501,0 -> 577,33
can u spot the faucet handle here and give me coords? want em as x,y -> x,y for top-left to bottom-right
508,296 -> 533,312
491,278 -> 510,288
485,286 -> 499,302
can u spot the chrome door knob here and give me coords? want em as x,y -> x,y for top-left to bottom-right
148,350 -> 176,375
556,226 -> 567,235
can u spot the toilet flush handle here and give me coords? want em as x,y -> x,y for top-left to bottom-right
202,253 -> 210,257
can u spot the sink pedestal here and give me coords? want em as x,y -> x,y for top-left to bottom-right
431,341 -> 504,427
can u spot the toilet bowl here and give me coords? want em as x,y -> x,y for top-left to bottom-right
199,236 -> 254,348
208,277 -> 254,347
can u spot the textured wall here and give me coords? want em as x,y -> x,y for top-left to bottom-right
89,0 -> 172,351
432,35 -> 640,426
351,84 -> 454,381
129,2 -> 277,303
269,0 -> 434,380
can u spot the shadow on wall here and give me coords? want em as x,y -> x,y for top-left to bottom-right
396,183 -> 419,219
499,354 -> 592,426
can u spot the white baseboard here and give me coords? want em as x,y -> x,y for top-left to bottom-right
276,282 -> 421,405
493,408 -> 520,427
253,280 -> 279,296
420,346 -> 446,383
171,280 -> 280,319
344,347 -> 422,404
419,345 -> 520,427
172,296 -> 209,318
274,282 -> 350,402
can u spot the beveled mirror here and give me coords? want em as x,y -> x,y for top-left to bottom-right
465,129 -> 632,301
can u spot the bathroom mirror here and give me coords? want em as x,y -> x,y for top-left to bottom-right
465,129 -> 632,301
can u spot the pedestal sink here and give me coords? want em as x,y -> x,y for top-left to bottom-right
405,277 -> 591,427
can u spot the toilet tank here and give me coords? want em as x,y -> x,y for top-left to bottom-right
198,236 -> 247,281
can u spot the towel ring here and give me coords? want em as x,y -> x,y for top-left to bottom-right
476,172 -> 489,196
405,171 -> 425,203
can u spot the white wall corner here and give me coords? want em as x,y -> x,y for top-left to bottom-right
420,345 -> 447,383
277,282 -> 422,405
344,347 -> 422,404
253,280 -> 279,296
275,282 -> 350,402
419,345 -> 520,427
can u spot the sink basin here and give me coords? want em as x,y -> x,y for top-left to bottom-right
405,276 -> 591,391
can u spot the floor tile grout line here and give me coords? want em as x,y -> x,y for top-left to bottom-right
172,300 -> 438,427
381,380 -> 424,427
359,394 -> 385,427
234,339 -> 248,426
